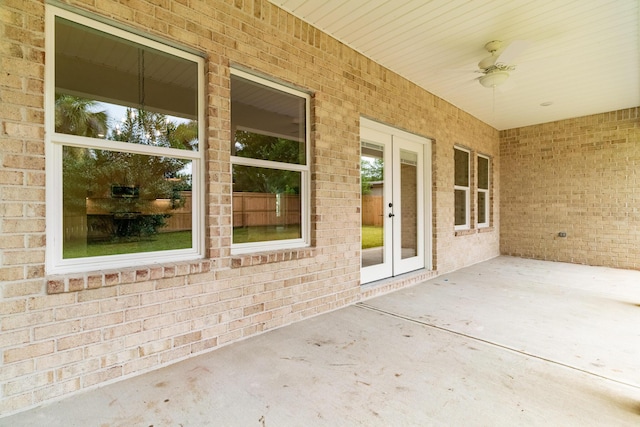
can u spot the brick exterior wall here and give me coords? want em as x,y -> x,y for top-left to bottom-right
0,0 -> 499,415
500,108 -> 640,269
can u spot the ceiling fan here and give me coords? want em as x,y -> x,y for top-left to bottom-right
476,40 -> 529,89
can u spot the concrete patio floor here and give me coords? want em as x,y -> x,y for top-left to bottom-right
2,256 -> 640,426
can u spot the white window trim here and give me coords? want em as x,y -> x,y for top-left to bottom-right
230,69 -> 311,255
454,146 -> 470,231
477,154 -> 490,228
45,5 -> 205,274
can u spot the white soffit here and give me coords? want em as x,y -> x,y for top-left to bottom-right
269,0 -> 640,130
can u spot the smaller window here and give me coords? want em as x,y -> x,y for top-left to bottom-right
454,147 -> 470,230
477,154 -> 490,228
230,70 -> 310,253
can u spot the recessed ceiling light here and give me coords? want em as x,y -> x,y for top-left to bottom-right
540,101 -> 553,107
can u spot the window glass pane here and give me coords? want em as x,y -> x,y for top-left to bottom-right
478,191 -> 487,224
55,16 -> 198,148
233,165 -> 302,243
455,189 -> 467,226
478,156 -> 489,190
231,75 -> 306,165
55,95 -> 199,150
63,146 -> 193,258
454,149 -> 469,187
233,130 -> 303,164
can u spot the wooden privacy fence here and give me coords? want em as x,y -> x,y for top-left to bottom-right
233,192 -> 301,227
64,191 -> 193,241
163,192 -> 192,231
362,195 -> 383,226
64,191 -> 305,240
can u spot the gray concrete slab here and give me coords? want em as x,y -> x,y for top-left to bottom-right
2,256 -> 640,426
363,256 -> 640,387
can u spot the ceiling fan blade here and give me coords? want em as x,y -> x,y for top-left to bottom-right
497,77 -> 517,92
496,40 -> 531,65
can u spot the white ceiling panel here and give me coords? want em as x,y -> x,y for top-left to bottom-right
269,0 -> 640,130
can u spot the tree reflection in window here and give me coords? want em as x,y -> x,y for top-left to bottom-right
233,130 -> 304,165
233,131 -> 302,195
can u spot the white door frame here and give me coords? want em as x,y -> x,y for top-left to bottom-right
360,118 -> 432,284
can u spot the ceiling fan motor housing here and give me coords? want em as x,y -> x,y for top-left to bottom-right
484,40 -> 503,53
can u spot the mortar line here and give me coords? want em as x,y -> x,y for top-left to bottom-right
356,302 -> 640,390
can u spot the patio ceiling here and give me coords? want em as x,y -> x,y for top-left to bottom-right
268,0 -> 640,130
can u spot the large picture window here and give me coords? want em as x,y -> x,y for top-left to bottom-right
46,6 -> 204,273
477,154 -> 490,228
454,147 -> 470,230
230,69 -> 310,253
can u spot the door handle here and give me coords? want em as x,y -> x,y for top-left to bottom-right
388,213 -> 395,218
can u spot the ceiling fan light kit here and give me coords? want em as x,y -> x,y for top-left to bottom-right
479,70 -> 510,88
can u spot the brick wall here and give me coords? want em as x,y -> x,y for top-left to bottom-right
0,0 -> 499,415
500,108 -> 640,269
433,114 -> 500,273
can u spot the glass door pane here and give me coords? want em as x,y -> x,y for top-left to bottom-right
361,142 -> 385,268
399,149 -> 418,259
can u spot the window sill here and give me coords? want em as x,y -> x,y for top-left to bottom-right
454,227 -> 494,237
45,247 -> 318,294
231,248 -> 316,268
46,259 -> 213,294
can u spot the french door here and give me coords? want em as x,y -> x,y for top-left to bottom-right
360,119 -> 429,284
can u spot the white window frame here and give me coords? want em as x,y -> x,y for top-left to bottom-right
230,69 -> 311,255
454,146 -> 470,231
45,6 -> 205,274
477,154 -> 490,228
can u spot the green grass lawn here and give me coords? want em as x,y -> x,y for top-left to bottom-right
235,225 -> 384,248
233,225 -> 301,243
63,231 -> 192,259
362,225 -> 383,249
233,225 -> 383,249
65,226 -> 382,257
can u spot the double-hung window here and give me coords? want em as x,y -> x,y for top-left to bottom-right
477,154 -> 490,228
46,6 -> 204,274
454,147 -> 470,230
230,69 -> 310,253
